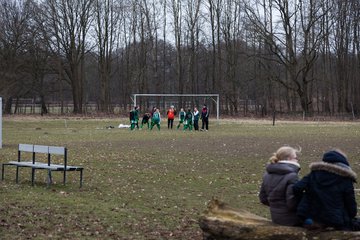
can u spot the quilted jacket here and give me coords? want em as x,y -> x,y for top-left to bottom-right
259,161 -> 302,226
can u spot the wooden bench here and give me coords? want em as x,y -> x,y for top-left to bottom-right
1,144 -> 84,187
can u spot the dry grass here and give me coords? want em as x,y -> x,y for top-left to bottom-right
0,117 -> 359,239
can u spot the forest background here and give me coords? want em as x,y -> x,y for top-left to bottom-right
1,0 -> 360,118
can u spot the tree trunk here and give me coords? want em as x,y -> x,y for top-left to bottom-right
4,97 -> 13,114
71,66 -> 83,114
40,95 -> 48,116
199,199 -> 360,240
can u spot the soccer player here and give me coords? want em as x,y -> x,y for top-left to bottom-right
193,107 -> 199,130
167,105 -> 176,129
150,108 -> 161,130
140,112 -> 151,129
129,106 -> 139,130
183,108 -> 193,131
176,108 -> 186,129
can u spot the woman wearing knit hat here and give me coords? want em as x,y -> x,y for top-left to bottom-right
259,146 -> 302,226
293,149 -> 358,230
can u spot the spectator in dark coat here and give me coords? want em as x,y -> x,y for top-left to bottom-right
293,150 -> 357,230
259,146 -> 302,226
201,104 -> 209,131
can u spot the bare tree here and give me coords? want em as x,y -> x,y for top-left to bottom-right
205,0 -> 222,94
161,0 -> 168,92
140,0 -> 160,95
0,0 -> 34,113
41,0 -> 94,114
221,1 -> 245,114
170,0 -> 184,95
316,0 -> 333,114
332,0 -> 352,113
28,2 -> 53,115
244,0 -> 330,115
93,0 -> 120,112
351,0 -> 360,115
184,0 -> 202,94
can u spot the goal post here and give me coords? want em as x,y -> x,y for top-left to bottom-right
130,94 -> 220,121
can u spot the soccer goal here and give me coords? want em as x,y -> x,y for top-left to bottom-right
130,94 -> 220,121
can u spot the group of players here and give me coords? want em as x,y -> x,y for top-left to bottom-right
129,104 -> 210,131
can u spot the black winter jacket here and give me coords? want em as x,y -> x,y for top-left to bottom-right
259,161 -> 302,226
293,162 -> 357,229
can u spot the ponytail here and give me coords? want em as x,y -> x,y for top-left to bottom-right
269,146 -> 301,164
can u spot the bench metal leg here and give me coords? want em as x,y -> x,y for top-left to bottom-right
47,170 -> 52,187
80,169 -> 83,188
1,164 -> 5,180
31,168 -> 35,186
63,170 -> 67,185
16,166 -> 19,184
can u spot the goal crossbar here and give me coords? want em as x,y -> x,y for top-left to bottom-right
131,94 -> 220,121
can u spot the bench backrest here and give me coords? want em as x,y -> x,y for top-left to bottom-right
33,145 -> 49,165
18,144 -> 34,152
18,144 -> 67,167
49,146 -> 67,167
18,144 -> 34,162
49,146 -> 65,155
34,145 -> 49,153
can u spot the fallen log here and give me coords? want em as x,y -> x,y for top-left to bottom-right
199,199 -> 360,240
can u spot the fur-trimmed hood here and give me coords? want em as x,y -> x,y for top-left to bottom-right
266,161 -> 300,175
310,161 -> 357,182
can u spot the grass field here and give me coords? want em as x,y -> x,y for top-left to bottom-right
0,117 -> 360,239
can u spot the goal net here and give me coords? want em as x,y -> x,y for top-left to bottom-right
130,94 -> 220,120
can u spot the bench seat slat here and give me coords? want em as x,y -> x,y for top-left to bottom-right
7,161 -> 83,171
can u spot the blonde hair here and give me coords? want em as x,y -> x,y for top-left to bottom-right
270,146 -> 301,164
